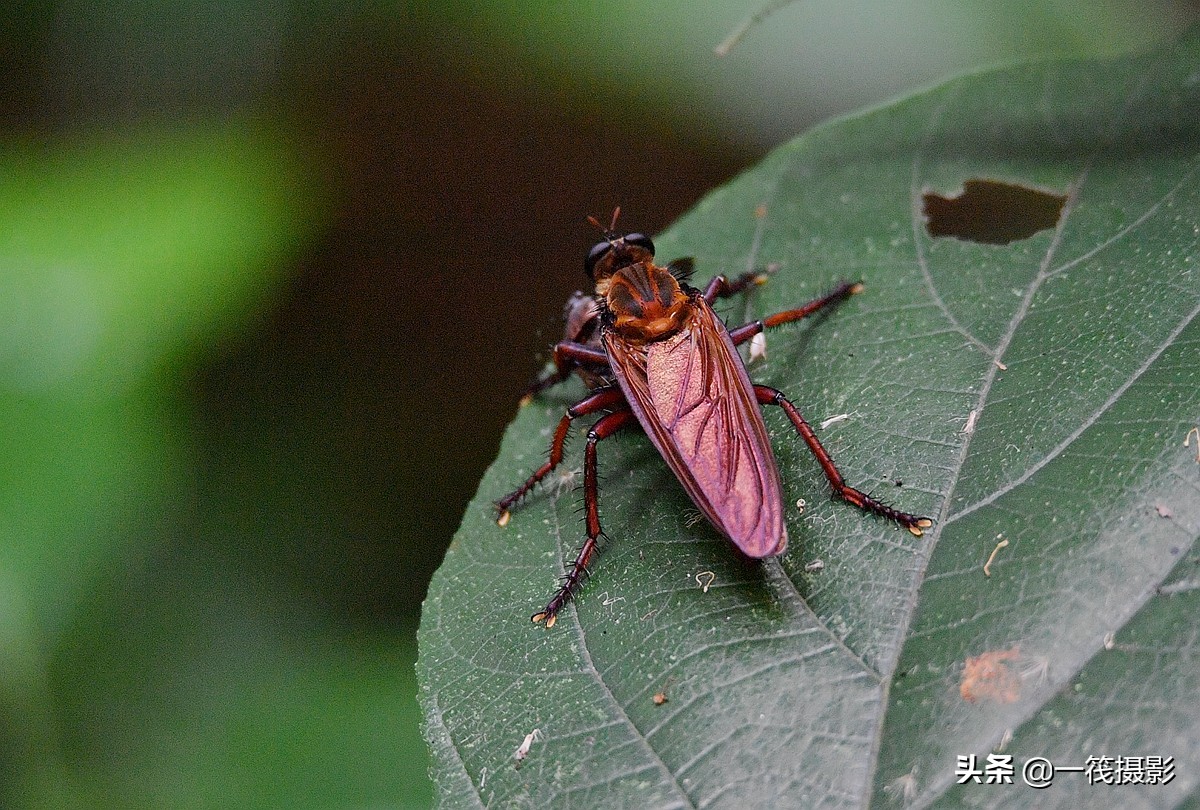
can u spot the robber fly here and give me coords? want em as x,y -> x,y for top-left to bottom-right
497,209 -> 931,627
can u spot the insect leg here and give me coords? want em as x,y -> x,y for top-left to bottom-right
754,385 -> 933,537
728,280 -> 863,345
496,386 -> 627,524
518,341 -> 610,405
532,408 -> 635,627
700,272 -> 769,304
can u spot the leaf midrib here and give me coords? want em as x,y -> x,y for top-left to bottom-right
865,45 -> 1190,806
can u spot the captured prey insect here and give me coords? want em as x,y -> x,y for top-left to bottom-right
496,209 -> 932,627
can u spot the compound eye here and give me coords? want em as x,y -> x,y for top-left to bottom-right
623,233 -> 654,254
585,241 -> 611,278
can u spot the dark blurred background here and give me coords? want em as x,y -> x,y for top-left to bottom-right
1,2 -> 1195,807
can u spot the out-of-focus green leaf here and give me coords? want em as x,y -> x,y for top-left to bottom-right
0,120 -> 318,396
0,119 -> 320,632
48,563 -> 430,810
419,33 -> 1200,807
0,119 -> 325,808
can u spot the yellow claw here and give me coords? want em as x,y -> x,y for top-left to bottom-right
907,518 -> 933,537
497,510 -> 511,528
530,611 -> 556,628
849,282 -> 866,295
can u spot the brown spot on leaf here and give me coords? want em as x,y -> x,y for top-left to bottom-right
960,646 -> 1023,704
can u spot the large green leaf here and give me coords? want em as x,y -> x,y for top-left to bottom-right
418,33 -> 1200,807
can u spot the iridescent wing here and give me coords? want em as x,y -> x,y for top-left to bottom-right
605,297 -> 786,557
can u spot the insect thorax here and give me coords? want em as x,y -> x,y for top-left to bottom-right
606,263 -> 692,342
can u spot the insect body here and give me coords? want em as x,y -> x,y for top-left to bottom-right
497,210 -> 931,627
602,251 -> 786,557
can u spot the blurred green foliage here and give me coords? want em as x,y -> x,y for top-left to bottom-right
0,124 -> 308,396
0,121 -> 439,808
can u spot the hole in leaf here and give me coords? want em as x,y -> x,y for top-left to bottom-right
923,178 -> 1066,245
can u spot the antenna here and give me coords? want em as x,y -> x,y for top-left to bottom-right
586,206 -> 622,239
